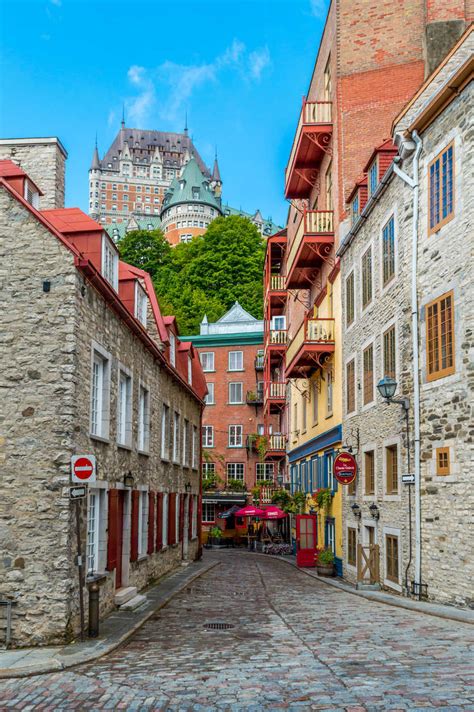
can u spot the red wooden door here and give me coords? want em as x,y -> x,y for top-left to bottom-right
116,491 -> 125,588
296,514 -> 317,567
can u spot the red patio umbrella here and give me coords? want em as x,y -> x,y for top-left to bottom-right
235,506 -> 265,517
260,506 -> 287,520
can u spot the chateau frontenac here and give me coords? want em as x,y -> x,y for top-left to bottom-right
89,121 -> 280,244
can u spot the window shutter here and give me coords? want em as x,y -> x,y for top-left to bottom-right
107,489 -> 118,571
130,490 -> 140,562
179,495 -> 185,542
147,492 -> 156,555
189,496 -> 194,539
168,493 -> 176,545
156,493 -> 163,550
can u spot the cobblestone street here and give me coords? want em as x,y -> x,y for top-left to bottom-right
0,551 -> 473,711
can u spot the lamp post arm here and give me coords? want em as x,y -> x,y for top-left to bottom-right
386,396 -> 410,411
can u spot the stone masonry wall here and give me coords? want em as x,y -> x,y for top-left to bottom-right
416,85 -> 473,607
340,169 -> 415,593
0,139 -> 66,210
0,187 -> 78,646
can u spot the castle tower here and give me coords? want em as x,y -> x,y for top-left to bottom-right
160,157 -> 223,246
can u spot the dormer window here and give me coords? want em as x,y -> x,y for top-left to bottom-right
192,188 -> 200,200
351,195 -> 359,224
169,332 -> 176,367
135,282 -> 148,326
179,180 -> 185,191
101,235 -> 118,290
24,180 -> 39,209
188,356 -> 193,385
368,159 -> 378,197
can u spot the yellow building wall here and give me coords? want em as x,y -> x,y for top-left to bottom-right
287,274 -> 343,563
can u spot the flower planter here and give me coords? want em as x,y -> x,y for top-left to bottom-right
316,564 -> 335,577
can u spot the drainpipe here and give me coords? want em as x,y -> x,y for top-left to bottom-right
392,130 -> 423,596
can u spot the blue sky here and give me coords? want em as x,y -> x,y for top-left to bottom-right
0,0 -> 328,227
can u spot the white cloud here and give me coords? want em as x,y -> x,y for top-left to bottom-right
50,0 -> 61,6
248,46 -> 271,81
309,0 -> 327,18
126,65 -> 156,127
121,39 -> 271,127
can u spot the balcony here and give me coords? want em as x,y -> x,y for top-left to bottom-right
265,434 -> 287,459
254,352 -> 264,371
265,381 -> 286,414
265,328 -> 287,365
265,274 -> 287,316
286,211 -> 334,289
285,100 -> 333,199
286,317 -> 335,378
246,388 -> 263,406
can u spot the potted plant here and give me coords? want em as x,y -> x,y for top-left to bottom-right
317,547 -> 335,576
313,487 -> 333,513
227,478 -> 247,493
208,526 -> 225,547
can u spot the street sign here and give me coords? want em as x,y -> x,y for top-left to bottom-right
333,451 -> 357,485
71,455 -> 96,483
69,485 -> 87,500
402,473 -> 415,484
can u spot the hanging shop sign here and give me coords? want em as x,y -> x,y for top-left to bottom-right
333,451 -> 357,485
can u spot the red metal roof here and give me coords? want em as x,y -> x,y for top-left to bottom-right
363,139 -> 397,173
346,175 -> 368,204
41,208 -> 103,234
0,159 -> 43,194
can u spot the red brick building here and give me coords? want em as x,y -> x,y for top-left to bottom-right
184,303 -> 280,531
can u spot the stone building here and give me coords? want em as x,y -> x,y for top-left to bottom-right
338,27 -> 473,605
89,122 -> 280,244
0,146 -> 207,647
262,0 -> 471,570
183,303 -> 279,536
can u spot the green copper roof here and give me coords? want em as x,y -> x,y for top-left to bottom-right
161,157 -> 222,213
222,204 -> 282,236
181,331 -> 263,347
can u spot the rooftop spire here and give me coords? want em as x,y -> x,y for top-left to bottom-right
184,112 -> 188,135
90,137 -> 101,171
212,149 -> 222,183
121,104 -> 125,128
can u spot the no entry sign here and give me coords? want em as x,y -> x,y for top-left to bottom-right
71,455 -> 96,484
333,451 -> 357,485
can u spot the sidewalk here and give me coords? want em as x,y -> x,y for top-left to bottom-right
262,551 -> 474,626
0,558 -> 218,679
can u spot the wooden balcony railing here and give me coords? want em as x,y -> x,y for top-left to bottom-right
268,434 -> 287,451
285,100 -> 332,188
267,381 -> 286,399
286,210 -> 334,281
269,274 -> 286,291
286,317 -> 335,366
268,329 -> 287,346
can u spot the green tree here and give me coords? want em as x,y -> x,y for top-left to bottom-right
154,216 -> 266,333
118,229 -> 171,279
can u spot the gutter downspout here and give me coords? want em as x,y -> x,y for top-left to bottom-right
393,129 -> 423,597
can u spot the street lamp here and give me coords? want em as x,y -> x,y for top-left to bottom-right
123,471 -> 134,488
369,503 -> 380,520
185,482 -> 192,493
377,376 -> 409,411
351,503 -> 361,519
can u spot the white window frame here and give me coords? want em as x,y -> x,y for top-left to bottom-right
256,462 -> 274,483
173,411 -> 180,463
161,403 -> 170,460
90,342 -> 111,441
205,382 -> 215,405
169,332 -> 176,367
183,419 -> 189,467
86,487 -> 107,574
228,351 -> 243,371
229,382 -> 243,404
192,425 -> 198,469
135,282 -> 148,326
117,365 -> 133,448
187,356 -> 193,386
200,352 -> 215,372
138,488 -> 148,557
138,382 -> 150,454
361,242 -> 374,313
101,234 -> 119,290
202,502 -> 216,523
202,425 -> 214,448
228,424 -> 243,448
162,493 -> 169,548
227,462 -> 245,482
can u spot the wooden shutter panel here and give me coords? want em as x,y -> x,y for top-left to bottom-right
189,496 -> 194,540
168,493 -> 176,545
107,489 -> 118,571
179,495 -> 185,542
156,493 -> 163,551
147,491 -> 156,555
130,490 -> 140,562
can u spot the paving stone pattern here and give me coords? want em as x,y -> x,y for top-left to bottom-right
0,551 -> 473,710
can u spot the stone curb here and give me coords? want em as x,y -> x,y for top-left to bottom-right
249,551 -> 474,626
0,559 -> 219,679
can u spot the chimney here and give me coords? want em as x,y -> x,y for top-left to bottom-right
0,137 -> 67,209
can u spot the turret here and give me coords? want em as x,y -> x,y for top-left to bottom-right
211,150 -> 222,198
